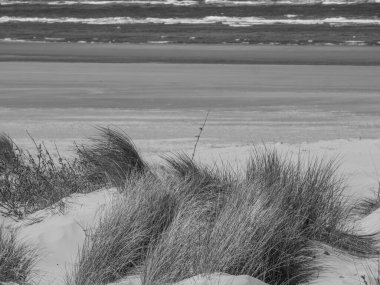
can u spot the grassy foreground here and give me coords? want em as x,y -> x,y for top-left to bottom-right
1,128 -> 380,284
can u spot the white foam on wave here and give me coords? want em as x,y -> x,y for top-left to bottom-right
147,40 -> 172,43
0,0 -> 376,5
50,0 -> 198,5
0,37 -> 28,42
0,0 -> 198,5
1,15 -> 380,26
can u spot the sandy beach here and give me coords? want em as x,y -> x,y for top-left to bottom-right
1,50 -> 380,193
1,57 -> 380,155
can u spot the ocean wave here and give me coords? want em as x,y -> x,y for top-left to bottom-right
0,0 -> 198,5
1,16 -> 380,26
1,0 -> 378,5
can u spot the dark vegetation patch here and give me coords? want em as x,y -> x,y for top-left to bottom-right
77,127 -> 149,187
0,225 -> 38,284
0,133 -> 101,219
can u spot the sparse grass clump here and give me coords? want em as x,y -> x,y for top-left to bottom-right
66,173 -> 177,285
0,225 -> 38,284
0,133 -> 95,219
163,153 -> 235,199
245,147 -> 378,257
354,183 -> 380,217
362,260 -> 380,285
76,127 -> 148,187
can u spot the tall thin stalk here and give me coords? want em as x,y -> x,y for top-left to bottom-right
191,110 -> 210,161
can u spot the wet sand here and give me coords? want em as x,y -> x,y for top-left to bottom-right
1,62 -> 380,111
1,42 -> 380,65
1,60 -> 380,153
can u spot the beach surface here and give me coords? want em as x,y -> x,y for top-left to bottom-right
1,54 -> 380,154
1,42 -> 380,183
1,43 -> 379,191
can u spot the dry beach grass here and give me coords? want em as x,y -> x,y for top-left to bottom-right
0,134 -> 97,219
1,128 -> 380,284
0,225 -> 38,284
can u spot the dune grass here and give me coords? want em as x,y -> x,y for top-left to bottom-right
354,183 -> 380,218
66,173 -> 177,285
66,131 -> 380,285
66,131 -> 379,285
363,262 -> 380,285
1,128 -> 378,284
0,127 -> 147,219
0,225 -> 38,284
163,153 -> 236,199
142,180 -> 318,285
245,147 -> 378,257
0,133 -> 94,219
76,127 -> 148,187
68,155 -> 321,285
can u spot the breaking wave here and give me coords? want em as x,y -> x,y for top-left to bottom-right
1,16 -> 380,26
0,0 -> 199,5
1,0 -> 378,5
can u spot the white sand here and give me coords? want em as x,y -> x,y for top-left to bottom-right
0,188 -> 121,285
110,273 -> 268,285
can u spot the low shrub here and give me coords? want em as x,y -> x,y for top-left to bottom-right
0,133 -> 94,219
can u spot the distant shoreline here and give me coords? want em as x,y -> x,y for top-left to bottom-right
0,42 -> 380,65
